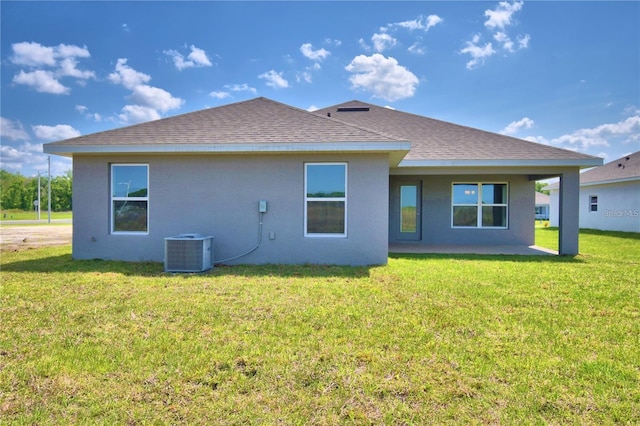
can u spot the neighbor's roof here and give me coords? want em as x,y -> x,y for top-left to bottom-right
43,97 -> 410,162
315,101 -> 601,168
535,192 -> 550,205
579,151 -> 640,186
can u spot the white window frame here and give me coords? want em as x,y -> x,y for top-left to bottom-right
304,162 -> 348,238
451,182 -> 508,229
111,163 -> 149,235
589,195 -> 598,212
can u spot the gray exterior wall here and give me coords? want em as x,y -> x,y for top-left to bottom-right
389,174 -> 535,246
72,153 -> 390,266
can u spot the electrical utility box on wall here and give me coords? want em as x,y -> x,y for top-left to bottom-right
164,234 -> 214,272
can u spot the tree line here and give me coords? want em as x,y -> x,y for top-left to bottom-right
0,170 -> 72,212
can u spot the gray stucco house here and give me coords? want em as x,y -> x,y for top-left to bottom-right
44,97 -> 601,265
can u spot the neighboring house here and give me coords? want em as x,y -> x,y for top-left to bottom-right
44,97 -> 601,265
548,151 -> 640,233
535,192 -> 550,220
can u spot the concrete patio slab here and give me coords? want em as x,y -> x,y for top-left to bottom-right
389,244 -> 558,256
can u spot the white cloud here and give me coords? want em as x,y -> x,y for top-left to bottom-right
307,105 -> 319,112
259,70 -> 289,89
1,117 -> 30,141
10,42 -> 56,67
392,14 -> 443,31
500,117 -> 534,135
494,32 -> 514,51
13,70 -> 70,94
426,15 -> 444,30
75,105 -> 102,122
518,34 -> 530,49
108,58 -> 183,124
129,85 -> 183,112
0,141 -> 71,176
551,116 -> 640,150
484,1 -> 524,30
10,42 -> 94,93
57,57 -> 96,79
461,1 -> 528,69
460,34 -> 496,70
358,38 -> 371,52
0,142 -> 43,173
187,46 -> 212,67
118,105 -> 161,124
209,83 -> 257,99
210,91 -> 231,99
164,45 -> 212,70
408,42 -> 425,55
32,124 -> 81,141
345,53 -> 419,102
108,58 -> 151,89
226,83 -> 257,94
524,114 -> 640,153
324,38 -> 342,47
371,33 -> 397,53
55,44 -> 91,59
297,71 -> 313,84
300,43 -> 330,61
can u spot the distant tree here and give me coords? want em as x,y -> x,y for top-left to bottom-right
0,169 -> 72,211
536,181 -> 550,195
50,171 -> 72,211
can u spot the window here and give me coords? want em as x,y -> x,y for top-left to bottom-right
452,183 -> 508,228
111,164 -> 148,234
590,195 -> 598,212
305,163 -> 347,236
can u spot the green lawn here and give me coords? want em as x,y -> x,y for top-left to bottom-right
0,210 -> 72,221
1,229 -> 638,424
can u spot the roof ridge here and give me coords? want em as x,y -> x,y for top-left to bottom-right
271,98 -> 406,143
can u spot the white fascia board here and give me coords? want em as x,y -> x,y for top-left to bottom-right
398,158 -> 603,168
43,141 -> 411,157
580,176 -> 640,187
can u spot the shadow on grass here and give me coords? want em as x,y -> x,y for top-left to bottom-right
538,227 -> 640,240
388,252 -> 584,264
0,252 -> 374,279
578,228 -> 640,240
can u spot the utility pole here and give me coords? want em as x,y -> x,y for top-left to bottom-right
37,170 -> 41,220
48,156 -> 52,224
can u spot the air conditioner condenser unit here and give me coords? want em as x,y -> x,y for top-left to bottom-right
164,234 -> 214,272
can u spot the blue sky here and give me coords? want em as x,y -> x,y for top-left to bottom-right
1,1 -> 639,177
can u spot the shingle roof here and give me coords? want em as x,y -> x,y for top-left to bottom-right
535,192 -> 550,204
579,151 -> 640,185
314,100 -> 600,164
45,97 -> 401,147
44,97 -> 602,168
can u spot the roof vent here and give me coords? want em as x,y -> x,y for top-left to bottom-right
336,107 -> 370,112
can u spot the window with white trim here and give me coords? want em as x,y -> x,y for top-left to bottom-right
452,183 -> 508,228
589,195 -> 598,212
111,164 -> 149,234
304,163 -> 347,237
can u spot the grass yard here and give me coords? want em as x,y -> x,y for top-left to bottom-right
0,210 -> 72,221
1,229 -> 639,424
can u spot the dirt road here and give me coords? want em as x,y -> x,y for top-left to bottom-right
0,225 -> 72,252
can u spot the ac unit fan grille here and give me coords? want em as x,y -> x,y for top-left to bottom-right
165,236 -> 213,272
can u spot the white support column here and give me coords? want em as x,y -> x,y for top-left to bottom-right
558,169 -> 580,255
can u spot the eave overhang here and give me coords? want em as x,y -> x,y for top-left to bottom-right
398,158 -> 603,168
43,141 -> 412,167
